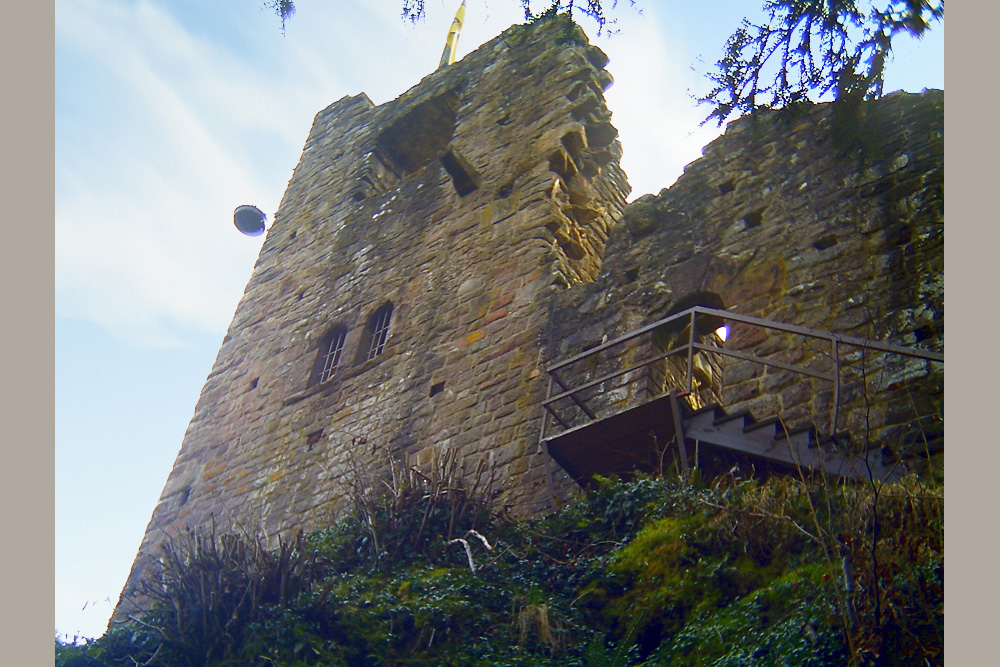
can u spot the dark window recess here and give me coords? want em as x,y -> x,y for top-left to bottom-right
571,97 -> 601,122
495,179 -> 514,200
813,234 -> 839,251
441,148 -> 480,196
306,429 -> 324,449
743,208 -> 765,229
655,292 -> 727,343
430,381 -> 445,397
549,148 -> 576,180
718,180 -> 735,195
318,327 -> 348,383
565,81 -> 587,101
585,121 -> 618,149
624,268 -> 639,282
375,90 -> 460,174
561,131 -> 585,165
560,239 -> 587,261
913,325 -> 935,342
363,303 -> 394,362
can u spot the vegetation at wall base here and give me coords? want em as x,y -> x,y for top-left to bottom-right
57,464 -> 942,666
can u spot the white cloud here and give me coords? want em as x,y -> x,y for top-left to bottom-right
55,1 -> 331,347
53,1 -> 535,349
54,1 -> 520,348
595,5 -> 727,198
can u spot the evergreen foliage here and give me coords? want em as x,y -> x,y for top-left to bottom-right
264,1 -> 943,134
56,464 -> 943,666
698,1 -> 944,127
268,1 -> 942,130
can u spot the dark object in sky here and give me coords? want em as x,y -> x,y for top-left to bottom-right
234,205 -> 266,236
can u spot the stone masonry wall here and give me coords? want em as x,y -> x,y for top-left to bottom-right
544,90 -> 944,470
115,16 -> 629,620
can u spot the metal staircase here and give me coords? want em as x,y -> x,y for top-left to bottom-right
539,306 -> 943,487
682,404 -> 898,483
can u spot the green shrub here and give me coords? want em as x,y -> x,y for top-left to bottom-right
58,467 -> 942,667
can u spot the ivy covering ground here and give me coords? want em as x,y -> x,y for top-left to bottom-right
56,466 -> 942,666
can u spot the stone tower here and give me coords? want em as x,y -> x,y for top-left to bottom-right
115,16 -> 629,619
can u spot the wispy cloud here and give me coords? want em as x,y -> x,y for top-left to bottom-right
53,1 -> 522,348
54,0 -> 519,348
592,5 -> 726,198
55,0 -> 356,347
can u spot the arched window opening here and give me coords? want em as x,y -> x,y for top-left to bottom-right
650,292 -> 727,410
317,326 -> 348,384
363,303 -> 394,362
659,292 -> 727,339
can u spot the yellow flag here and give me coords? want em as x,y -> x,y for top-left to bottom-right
439,0 -> 467,68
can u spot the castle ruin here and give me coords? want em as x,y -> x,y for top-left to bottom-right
114,16 -> 943,621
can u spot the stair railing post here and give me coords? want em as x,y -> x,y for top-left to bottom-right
831,339 -> 841,437
538,373 -> 553,448
669,390 -> 690,478
686,309 -> 696,394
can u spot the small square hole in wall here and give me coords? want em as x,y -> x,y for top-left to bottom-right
718,179 -> 736,195
306,429 -> 324,450
430,381 -> 445,397
743,208 -> 765,229
494,179 -> 514,200
250,377 -> 259,390
913,325 -> 935,342
813,234 -> 838,251
624,268 -> 639,282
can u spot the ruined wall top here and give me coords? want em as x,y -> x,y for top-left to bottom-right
543,89 -> 943,463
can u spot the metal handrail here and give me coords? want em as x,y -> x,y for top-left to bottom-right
540,306 -> 944,442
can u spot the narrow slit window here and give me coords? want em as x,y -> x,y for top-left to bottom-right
320,328 -> 348,382
440,148 -> 480,196
365,304 -> 393,361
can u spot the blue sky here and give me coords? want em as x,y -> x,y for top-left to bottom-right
54,0 -> 943,641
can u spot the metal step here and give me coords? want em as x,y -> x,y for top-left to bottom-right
682,403 -> 902,483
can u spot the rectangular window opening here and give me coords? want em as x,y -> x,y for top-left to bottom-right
366,306 -> 393,361
320,329 -> 347,382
